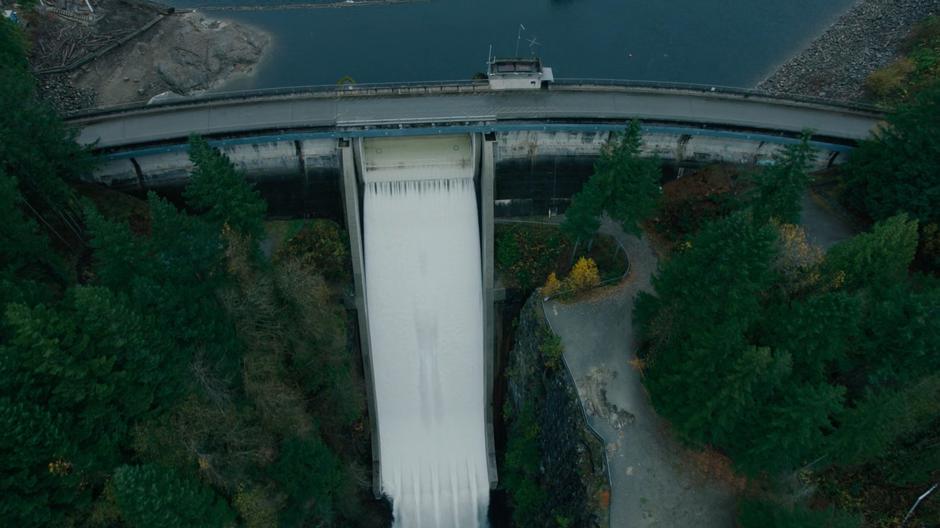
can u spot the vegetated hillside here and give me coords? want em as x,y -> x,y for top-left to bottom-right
634,51 -> 940,526
0,17 -> 388,527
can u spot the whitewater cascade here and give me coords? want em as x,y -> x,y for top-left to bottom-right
363,173 -> 490,526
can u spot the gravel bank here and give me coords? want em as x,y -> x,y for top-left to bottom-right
758,0 -> 940,102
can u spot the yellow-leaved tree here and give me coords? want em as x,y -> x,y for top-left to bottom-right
565,257 -> 600,293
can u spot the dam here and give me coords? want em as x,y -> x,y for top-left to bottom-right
67,81 -> 884,524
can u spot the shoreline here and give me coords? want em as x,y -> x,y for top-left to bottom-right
757,0 -> 940,102
30,2 -> 272,111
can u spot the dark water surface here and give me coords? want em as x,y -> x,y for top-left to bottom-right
167,0 -> 853,90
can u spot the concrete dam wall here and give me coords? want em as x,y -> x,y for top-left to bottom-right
84,127 -> 848,219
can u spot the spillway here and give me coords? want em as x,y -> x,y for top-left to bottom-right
361,136 -> 490,527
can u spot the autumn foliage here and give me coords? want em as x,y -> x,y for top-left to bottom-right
565,257 -> 601,293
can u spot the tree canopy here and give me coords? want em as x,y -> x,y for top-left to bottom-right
752,132 -> 816,225
562,121 -> 661,239
184,135 -> 267,240
637,212 -> 939,478
844,81 -> 940,224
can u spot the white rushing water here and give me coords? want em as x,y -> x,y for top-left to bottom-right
363,177 -> 490,527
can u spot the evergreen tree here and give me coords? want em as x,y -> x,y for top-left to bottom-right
733,380 -> 844,473
0,173 -> 67,304
638,211 -> 779,447
561,176 -> 604,242
562,121 -> 661,238
758,292 -> 861,384
844,81 -> 940,223
0,19 -> 90,223
1,287 -> 182,474
84,204 -> 153,289
600,122 -> 662,234
502,401 -> 549,528
184,135 -> 267,240
852,281 -> 940,391
86,194 -> 240,380
112,464 -> 235,528
753,132 -> 816,224
823,213 -> 919,290
0,398 -> 82,528
271,435 -> 343,527
828,374 -> 940,467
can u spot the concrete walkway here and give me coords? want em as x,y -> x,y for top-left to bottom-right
544,219 -> 737,528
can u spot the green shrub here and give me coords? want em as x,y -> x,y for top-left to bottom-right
539,329 -> 564,370
865,58 -> 916,99
502,402 -> 548,528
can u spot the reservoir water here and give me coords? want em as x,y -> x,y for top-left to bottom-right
164,0 -> 854,90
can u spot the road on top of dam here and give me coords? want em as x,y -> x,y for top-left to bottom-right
72,87 -> 882,150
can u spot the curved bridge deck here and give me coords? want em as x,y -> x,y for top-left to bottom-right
70,81 -> 882,151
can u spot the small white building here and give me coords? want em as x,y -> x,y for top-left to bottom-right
487,57 -> 554,90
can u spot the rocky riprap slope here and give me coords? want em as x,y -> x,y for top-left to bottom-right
758,0 -> 940,102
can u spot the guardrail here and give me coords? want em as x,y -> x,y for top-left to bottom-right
64,78 -> 884,121
63,79 -> 491,119
541,298 -> 614,528
551,78 -> 884,114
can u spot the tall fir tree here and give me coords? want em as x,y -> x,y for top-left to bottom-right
752,132 -> 816,225
823,213 -> 919,291
637,211 -> 779,448
562,121 -> 661,238
184,135 -> 267,240
844,81 -> 940,224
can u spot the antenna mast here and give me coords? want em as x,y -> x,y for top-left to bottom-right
515,24 -> 525,57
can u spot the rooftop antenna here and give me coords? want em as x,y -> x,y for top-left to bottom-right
514,23 -> 526,57
487,44 -> 492,67
527,36 -> 541,55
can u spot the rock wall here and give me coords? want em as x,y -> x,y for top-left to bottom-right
504,294 -> 607,527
